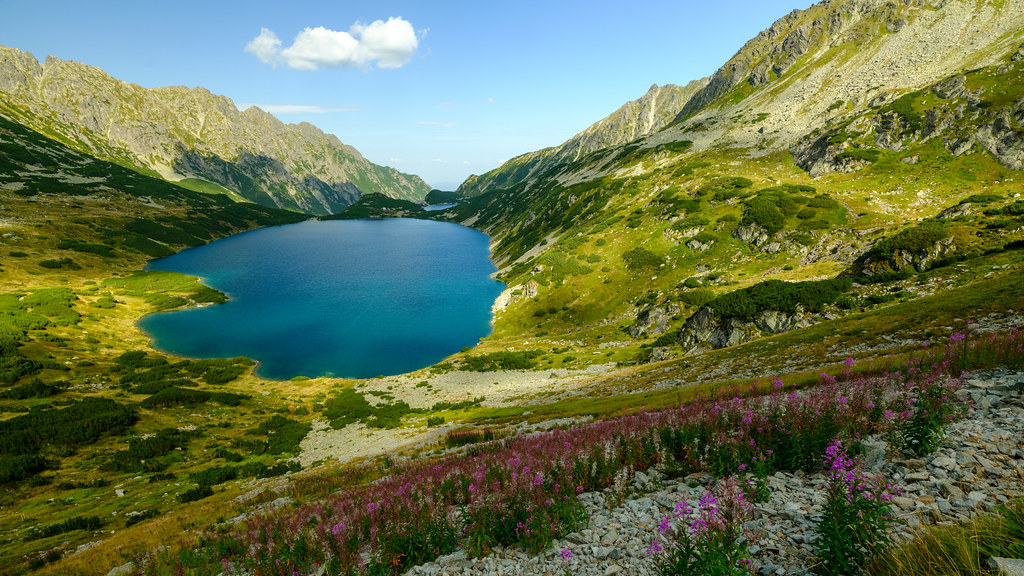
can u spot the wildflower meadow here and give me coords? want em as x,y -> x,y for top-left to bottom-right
135,328 -> 1023,576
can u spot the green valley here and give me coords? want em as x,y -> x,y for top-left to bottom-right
1,0 -> 1024,574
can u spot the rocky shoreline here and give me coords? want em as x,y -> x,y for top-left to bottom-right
404,369 -> 1024,576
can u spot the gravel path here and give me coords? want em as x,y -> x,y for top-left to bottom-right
294,363 -> 617,468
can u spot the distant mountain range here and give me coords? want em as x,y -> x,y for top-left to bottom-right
0,46 -> 431,215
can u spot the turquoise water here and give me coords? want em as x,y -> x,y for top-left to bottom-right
423,203 -> 457,211
138,219 -> 505,380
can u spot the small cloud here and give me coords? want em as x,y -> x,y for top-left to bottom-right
486,97 -> 495,103
414,121 -> 458,127
241,104 -> 358,114
389,157 -> 402,162
245,17 -> 421,71
462,160 -> 471,165
245,28 -> 283,66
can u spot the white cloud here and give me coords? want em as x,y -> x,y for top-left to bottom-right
240,104 -> 358,114
246,17 -> 421,71
389,157 -> 402,162
486,97 -> 495,104
245,28 -> 282,66
414,120 -> 457,127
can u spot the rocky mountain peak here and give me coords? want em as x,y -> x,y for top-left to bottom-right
0,45 -> 430,214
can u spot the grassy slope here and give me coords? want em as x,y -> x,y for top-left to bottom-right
432,59 -> 1024,373
0,116 -> 323,573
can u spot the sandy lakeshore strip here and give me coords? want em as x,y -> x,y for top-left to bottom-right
295,363 -> 617,467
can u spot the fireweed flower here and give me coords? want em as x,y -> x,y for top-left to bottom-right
659,516 -> 672,533
560,547 -> 572,561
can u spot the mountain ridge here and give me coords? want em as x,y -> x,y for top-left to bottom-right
456,78 -> 709,197
458,0 -> 1024,201
0,45 -> 431,215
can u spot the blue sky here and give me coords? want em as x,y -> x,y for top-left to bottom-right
1,0 -> 813,189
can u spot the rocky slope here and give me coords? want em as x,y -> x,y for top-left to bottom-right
656,0 -> 1024,161
0,45 -> 431,215
403,370 -> 1024,576
456,0 -> 1024,201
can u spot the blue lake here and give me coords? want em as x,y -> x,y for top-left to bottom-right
138,219 -> 505,380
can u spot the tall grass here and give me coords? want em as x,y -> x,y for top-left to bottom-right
867,499 -> 1024,576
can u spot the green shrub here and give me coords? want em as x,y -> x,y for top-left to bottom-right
959,194 -> 1001,205
861,220 -> 950,263
39,258 -> 80,270
125,509 -> 160,527
103,427 -> 199,473
256,415 -> 311,455
707,278 -> 853,320
671,215 -> 710,231
678,289 -> 715,309
178,484 -> 214,502
139,387 -> 247,408
23,515 -> 102,541
688,231 -> 715,245
696,177 -> 753,198
986,200 -> 1024,216
742,197 -> 785,234
836,148 -> 882,163
880,91 -> 925,132
622,247 -> 664,271
462,351 -> 542,371
0,398 -> 137,458
0,378 -> 65,399
797,208 -> 817,220
0,454 -> 48,484
56,239 -> 115,257
807,194 -> 840,210
427,415 -> 445,427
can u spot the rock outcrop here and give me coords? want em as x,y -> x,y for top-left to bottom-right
853,235 -> 958,276
675,305 -> 816,354
0,45 -> 431,215
628,304 -> 680,338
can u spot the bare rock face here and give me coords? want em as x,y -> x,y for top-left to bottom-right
855,235 -> 958,276
676,305 -> 818,354
0,46 -> 430,215
937,202 -> 973,219
686,238 -> 714,252
974,101 -> 1024,170
629,304 -> 680,338
732,223 -> 769,246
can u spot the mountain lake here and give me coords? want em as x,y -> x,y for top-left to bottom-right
138,218 -> 505,380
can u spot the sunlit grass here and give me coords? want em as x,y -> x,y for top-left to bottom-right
867,499 -> 1024,576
